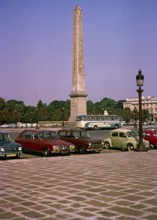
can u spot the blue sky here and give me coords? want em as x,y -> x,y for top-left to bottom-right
0,0 -> 157,106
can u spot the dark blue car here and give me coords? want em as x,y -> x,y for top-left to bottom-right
0,131 -> 22,159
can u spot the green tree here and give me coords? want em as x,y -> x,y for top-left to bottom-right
122,107 -> 132,124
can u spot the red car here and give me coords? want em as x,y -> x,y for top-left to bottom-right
58,128 -> 104,153
15,129 -> 75,156
143,130 -> 157,149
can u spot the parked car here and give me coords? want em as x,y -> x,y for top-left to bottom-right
0,131 -> 22,159
130,129 -> 150,149
58,128 -> 104,153
104,128 -> 149,151
143,127 -> 157,132
15,129 -> 75,156
143,130 -> 157,149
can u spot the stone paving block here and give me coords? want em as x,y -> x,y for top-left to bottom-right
144,207 -> 157,213
145,215 -> 157,220
108,205 -> 143,216
42,209 -> 57,215
143,198 -> 157,205
114,199 -> 135,206
67,196 -> 86,202
88,199 -> 106,207
116,216 -> 137,220
77,211 -> 97,218
122,194 -> 146,201
98,210 -> 118,218
102,190 -> 126,197
0,212 -> 17,219
21,210 -> 45,218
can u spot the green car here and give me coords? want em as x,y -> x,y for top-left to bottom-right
0,131 -> 22,159
104,128 -> 149,151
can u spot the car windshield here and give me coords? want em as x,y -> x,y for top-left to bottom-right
74,131 -> 90,138
0,133 -> 11,142
126,131 -> 138,138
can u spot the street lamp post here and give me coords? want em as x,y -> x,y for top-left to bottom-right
62,107 -> 65,128
136,69 -> 147,151
133,107 -> 138,129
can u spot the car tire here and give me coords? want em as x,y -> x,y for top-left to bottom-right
149,143 -> 154,149
104,142 -> 110,149
79,145 -> 85,154
114,124 -> 119,129
93,125 -> 98,130
127,144 -> 134,151
16,154 -> 21,159
42,147 -> 50,157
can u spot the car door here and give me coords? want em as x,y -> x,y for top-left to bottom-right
28,131 -> 41,152
117,132 -> 127,148
111,131 -> 119,148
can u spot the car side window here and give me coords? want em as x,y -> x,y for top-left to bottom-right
39,132 -> 43,139
145,133 -> 151,137
0,134 -> 3,141
153,133 -> 157,138
21,131 -> 32,139
112,132 -> 118,137
43,131 -> 51,139
31,132 -> 38,139
58,131 -> 66,137
67,131 -> 72,138
119,132 -> 126,138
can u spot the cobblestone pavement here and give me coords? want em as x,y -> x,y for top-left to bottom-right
0,151 -> 157,220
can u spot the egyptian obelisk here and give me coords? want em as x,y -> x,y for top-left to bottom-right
69,5 -> 87,122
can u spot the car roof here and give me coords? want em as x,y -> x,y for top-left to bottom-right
143,129 -> 157,133
21,129 -> 57,132
110,128 -> 132,133
58,128 -> 85,132
0,131 -> 8,134
144,127 -> 157,130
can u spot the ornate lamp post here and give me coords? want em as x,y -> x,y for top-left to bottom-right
136,69 -> 147,151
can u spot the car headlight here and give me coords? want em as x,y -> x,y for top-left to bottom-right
0,147 -> 5,152
70,145 -> 75,150
101,141 -> 104,145
18,146 -> 22,151
53,145 -> 60,150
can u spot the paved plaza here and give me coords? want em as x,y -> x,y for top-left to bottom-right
0,150 -> 157,220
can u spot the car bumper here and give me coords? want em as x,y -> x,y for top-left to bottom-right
51,149 -> 70,155
87,147 -> 103,152
0,151 -> 22,158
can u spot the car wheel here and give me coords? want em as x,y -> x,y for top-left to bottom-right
93,125 -> 98,130
127,144 -> 134,151
114,124 -> 119,129
104,142 -> 110,149
149,143 -> 154,149
42,147 -> 50,157
79,145 -> 85,154
16,154 -> 21,159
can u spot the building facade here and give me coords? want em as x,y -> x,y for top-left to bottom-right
123,96 -> 157,120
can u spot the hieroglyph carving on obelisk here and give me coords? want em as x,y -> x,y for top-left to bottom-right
69,5 -> 87,122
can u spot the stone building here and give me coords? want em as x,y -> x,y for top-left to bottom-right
123,96 -> 157,120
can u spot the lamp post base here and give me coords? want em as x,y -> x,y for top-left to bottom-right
135,144 -> 148,152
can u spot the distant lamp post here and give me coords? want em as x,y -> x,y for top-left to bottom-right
133,107 -> 138,129
62,107 -> 65,128
136,69 -> 146,151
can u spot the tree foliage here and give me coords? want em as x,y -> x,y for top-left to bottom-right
0,97 -> 151,124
